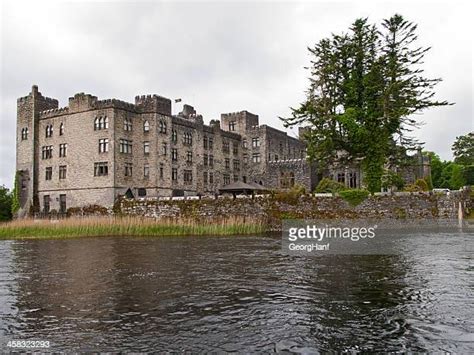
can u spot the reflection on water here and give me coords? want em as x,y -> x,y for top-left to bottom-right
0,232 -> 473,352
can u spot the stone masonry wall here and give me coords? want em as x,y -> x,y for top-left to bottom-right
119,191 -> 471,230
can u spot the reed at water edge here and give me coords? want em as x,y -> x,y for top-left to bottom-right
0,215 -> 267,239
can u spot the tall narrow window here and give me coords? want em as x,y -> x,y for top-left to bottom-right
159,121 -> 167,134
43,195 -> 50,213
172,168 -> 178,181
172,148 -> 178,162
125,163 -> 133,177
59,143 -> 67,157
94,117 -> 100,130
162,142 -> 167,156
45,124 -> 53,138
143,120 -> 150,132
104,116 -> 109,129
159,163 -> 164,179
59,165 -> 67,179
252,137 -> 260,148
21,128 -> 28,140
144,141 -> 150,155
172,129 -> 177,143
59,194 -> 67,213
45,167 -> 53,180
99,139 -> 109,153
144,164 -> 150,178
59,123 -> 64,136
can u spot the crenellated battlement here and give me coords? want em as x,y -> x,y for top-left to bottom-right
39,107 -> 70,118
135,94 -> 172,115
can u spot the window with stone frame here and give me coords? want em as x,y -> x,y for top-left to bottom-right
98,139 -> 108,153
337,173 -> 345,184
59,122 -> 64,136
223,174 -> 230,185
252,153 -> 261,163
171,148 -> 178,162
223,140 -> 230,154
208,137 -> 213,150
172,128 -> 178,143
59,165 -> 67,180
159,163 -> 164,179
209,155 -> 214,168
280,171 -> 295,188
119,139 -> 132,154
252,137 -> 260,148
45,124 -> 53,138
21,128 -> 28,140
232,142 -> 238,155
162,142 -> 167,156
186,151 -> 193,164
228,121 -> 236,131
225,158 -> 230,169
203,136 -> 208,149
203,171 -> 208,184
124,163 -> 133,177
233,159 -> 240,171
143,141 -> 150,155
42,146 -> 53,159
183,132 -> 193,145
209,172 -> 214,184
94,162 -> 108,176
143,164 -> 150,179
45,167 -> 53,180
159,120 -> 167,134
242,139 -> 247,148
172,168 -> 178,181
203,154 -> 208,166
183,170 -> 193,184
124,118 -> 132,131
143,120 -> 150,132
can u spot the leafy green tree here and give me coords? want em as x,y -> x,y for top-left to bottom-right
381,170 -> 405,191
424,151 -> 445,188
439,162 -> 466,190
452,132 -> 474,166
282,14 -> 449,193
0,185 -> 12,221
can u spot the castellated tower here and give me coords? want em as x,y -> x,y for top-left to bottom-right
16,85 -> 58,216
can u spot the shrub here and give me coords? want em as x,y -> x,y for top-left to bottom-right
381,170 -> 405,191
404,183 -> 422,192
315,178 -> 347,194
338,189 -> 370,207
273,184 -> 306,205
414,179 -> 429,191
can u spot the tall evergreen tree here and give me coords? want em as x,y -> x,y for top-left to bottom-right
283,14 -> 450,192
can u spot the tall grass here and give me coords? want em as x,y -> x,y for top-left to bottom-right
0,216 -> 267,240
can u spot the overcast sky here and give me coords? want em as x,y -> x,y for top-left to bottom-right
1,0 -> 472,189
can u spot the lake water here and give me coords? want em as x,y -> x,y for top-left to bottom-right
0,232 -> 473,352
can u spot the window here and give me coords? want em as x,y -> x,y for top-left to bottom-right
209,172 -> 214,184
243,154 -> 249,164
162,142 -> 167,156
252,137 -> 260,148
171,148 -> 178,162
45,167 -> 52,181
225,158 -> 230,169
119,139 -> 132,154
252,153 -> 261,163
144,164 -> 150,179
203,154 -> 208,166
45,124 -> 53,138
144,141 -> 150,155
183,132 -> 192,145
223,140 -> 230,154
234,174 -> 239,182
124,118 -> 132,131
232,142 -> 238,155
203,136 -> 208,149
104,116 -> 109,129
279,142 -> 283,154
94,117 -> 100,130
42,146 -> 53,159
43,195 -> 50,213
186,151 -> 193,164
208,137 -> 213,150
159,120 -> 167,134
337,173 -> 345,184
59,165 -> 67,179
94,162 -> 109,176
223,174 -> 230,185
125,163 -> 133,177
59,194 -> 67,213
144,120 -> 150,132
275,154 -> 279,162
203,171 -> 208,184
138,188 -> 147,197
229,121 -> 236,131
209,155 -> 214,168
172,129 -> 177,143
233,160 -> 240,171
349,172 -> 357,188
159,163 -> 164,179
59,123 -> 64,136
99,139 -> 109,153
21,128 -> 28,140
184,170 -> 193,184
242,139 -> 247,148
172,168 -> 178,181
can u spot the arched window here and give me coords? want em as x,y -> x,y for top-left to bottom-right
159,121 -> 167,134
21,128 -> 28,140
99,117 -> 104,129
104,116 -> 109,129
94,117 -> 99,130
45,124 -> 53,137
59,123 -> 64,136
143,120 -> 150,132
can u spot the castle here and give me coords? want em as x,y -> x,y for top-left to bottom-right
15,86 -> 430,216
15,86 -> 318,215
